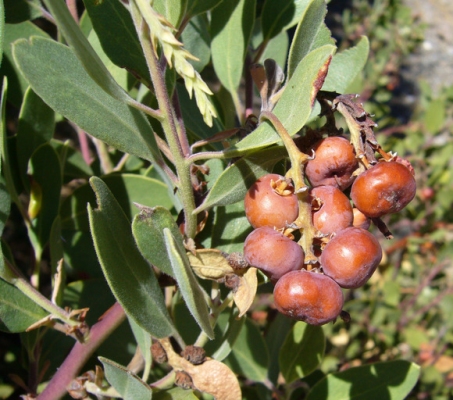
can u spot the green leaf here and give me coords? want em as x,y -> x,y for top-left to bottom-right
181,14 -> 211,72
163,228 -> 214,339
28,143 -> 62,252
129,318 -> 152,382
4,0 -> 42,24
42,0 -> 131,103
186,0 -> 223,18
49,216 -> 65,305
279,322 -> 325,383
225,318 -> 269,382
261,0 -> 315,40
12,37 -> 168,185
0,278 -> 48,333
0,1 -> 4,67
0,21 -> 49,107
153,0 -> 187,27
100,357 -> 152,400
209,309 -> 245,361
0,78 -> 11,242
225,44 -> 336,156
265,313 -> 292,384
61,173 -> 173,231
16,87 -> 55,192
196,146 -> 287,212
287,0 -> 330,79
201,201 -> 251,254
258,30 -> 289,70
211,0 -> 256,94
132,206 -> 180,278
88,177 -> 175,338
322,36 -> 370,94
154,387 -> 198,400
306,360 -> 421,400
83,0 -> 151,86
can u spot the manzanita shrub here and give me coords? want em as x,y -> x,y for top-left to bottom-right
0,0 -> 422,399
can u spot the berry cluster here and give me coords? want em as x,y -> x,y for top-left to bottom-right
243,131 -> 416,326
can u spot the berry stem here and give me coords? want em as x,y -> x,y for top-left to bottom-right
259,111 -> 317,264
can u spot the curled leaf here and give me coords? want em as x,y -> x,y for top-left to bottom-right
232,267 -> 258,317
187,249 -> 235,280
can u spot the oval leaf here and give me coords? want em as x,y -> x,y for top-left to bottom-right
211,0 -> 255,94
163,228 -> 214,339
322,36 -> 370,94
12,37 -> 168,182
88,177 -> 176,338
100,357 -> 152,400
306,360 -> 421,400
195,146 -> 287,212
287,0 -> 330,79
225,318 -> 269,382
279,322 -> 325,383
132,205 -> 181,278
225,44 -> 336,156
0,278 -> 48,333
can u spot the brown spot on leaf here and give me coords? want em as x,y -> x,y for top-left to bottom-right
310,55 -> 332,107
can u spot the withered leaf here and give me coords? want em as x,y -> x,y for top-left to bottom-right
233,267 -> 258,317
187,249 -> 235,280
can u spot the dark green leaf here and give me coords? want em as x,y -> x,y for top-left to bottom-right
211,0 -> 256,94
265,313 -> 292,384
306,360 -> 421,400
4,0 -> 41,24
1,21 -> 49,107
16,87 -> 55,191
261,0 -> 314,40
279,322 -> 325,383
287,0 -> 329,79
83,0 -> 151,86
153,0 -> 187,27
225,44 -> 336,156
0,78 -> 11,246
163,228 -> 214,339
128,318 -> 152,381
0,1 -> 3,67
42,0 -> 131,103
0,278 -> 48,333
181,14 -> 211,72
61,173 -> 173,231
28,143 -> 62,252
225,318 -> 269,382
88,177 -> 176,338
12,37 -> 167,180
186,0 -> 223,18
196,146 -> 287,212
322,36 -> 370,94
132,206 -> 180,278
100,357 -> 152,400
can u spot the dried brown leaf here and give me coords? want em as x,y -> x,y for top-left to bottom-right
233,267 -> 258,317
188,249 -> 235,280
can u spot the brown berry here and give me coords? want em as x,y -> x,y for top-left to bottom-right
311,186 -> 353,235
350,161 -> 416,218
320,227 -> 382,289
244,226 -> 304,283
305,136 -> 358,190
273,270 -> 344,325
244,174 -> 299,229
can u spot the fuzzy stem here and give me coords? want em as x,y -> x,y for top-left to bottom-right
131,1 -> 198,238
36,303 -> 126,400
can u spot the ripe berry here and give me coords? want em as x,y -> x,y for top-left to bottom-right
350,161 -> 416,218
244,226 -> 304,283
305,136 -> 358,190
244,174 -> 299,229
320,227 -> 382,289
311,186 -> 353,235
273,270 -> 344,325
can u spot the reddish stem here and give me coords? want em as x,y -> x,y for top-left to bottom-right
37,303 -> 126,400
